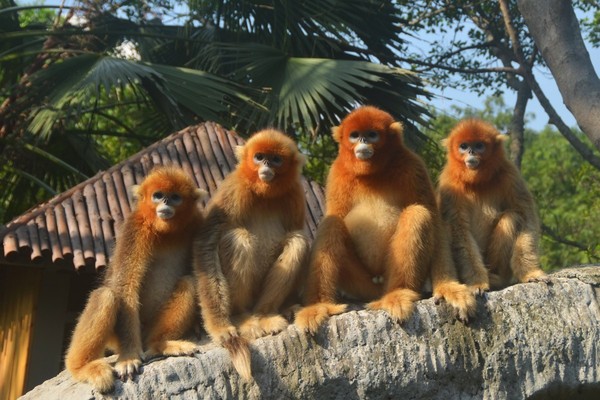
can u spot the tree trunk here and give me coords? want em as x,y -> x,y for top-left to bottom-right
518,0 -> 600,151
20,266 -> 600,399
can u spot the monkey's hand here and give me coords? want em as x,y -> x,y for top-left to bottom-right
239,314 -> 288,339
294,302 -> 347,335
238,315 -> 263,339
468,283 -> 490,297
522,270 -> 550,284
114,355 -> 143,381
433,281 -> 477,323
367,288 -> 419,322
145,340 -> 198,358
258,314 -> 288,336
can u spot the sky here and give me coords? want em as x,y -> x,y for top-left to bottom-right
427,26 -> 600,133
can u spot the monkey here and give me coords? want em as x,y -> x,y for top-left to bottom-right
294,106 -> 476,334
193,128 -> 309,380
65,166 -> 207,392
437,118 -> 547,292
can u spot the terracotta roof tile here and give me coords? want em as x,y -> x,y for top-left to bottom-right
0,122 -> 325,271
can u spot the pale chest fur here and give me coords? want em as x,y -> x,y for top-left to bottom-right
344,194 -> 401,275
219,211 -> 287,312
139,245 -> 190,325
465,191 -> 504,247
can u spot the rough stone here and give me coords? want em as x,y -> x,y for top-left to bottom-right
20,266 -> 600,399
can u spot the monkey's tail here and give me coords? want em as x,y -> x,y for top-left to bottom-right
222,335 -> 252,381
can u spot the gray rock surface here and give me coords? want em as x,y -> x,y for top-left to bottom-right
21,266 -> 600,399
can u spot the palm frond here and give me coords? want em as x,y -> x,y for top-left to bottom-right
230,46 -> 430,134
25,54 -> 261,138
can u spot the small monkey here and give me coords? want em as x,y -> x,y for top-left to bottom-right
65,166 -> 206,392
295,106 -> 475,334
437,118 -> 547,292
194,129 -> 309,380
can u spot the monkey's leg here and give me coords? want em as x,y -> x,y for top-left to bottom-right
368,205 -> 433,322
246,231 -> 308,337
430,226 -> 476,322
65,287 -> 117,393
295,216 -> 374,334
145,276 -> 198,357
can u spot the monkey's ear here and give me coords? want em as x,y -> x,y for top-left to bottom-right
389,121 -> 404,136
195,188 -> 209,201
331,126 -> 342,143
131,185 -> 141,203
496,134 -> 509,143
235,145 -> 245,162
297,152 -> 307,168
440,138 -> 449,148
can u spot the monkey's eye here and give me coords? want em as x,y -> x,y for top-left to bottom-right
253,153 -> 265,164
152,192 -> 164,203
349,131 -> 360,142
270,155 -> 283,167
170,193 -> 182,206
458,143 -> 469,152
366,131 -> 380,143
473,142 -> 486,152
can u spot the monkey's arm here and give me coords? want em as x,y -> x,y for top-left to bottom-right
194,206 -> 252,380
254,230 -> 309,314
439,190 -> 489,293
501,181 -> 547,284
194,206 -> 236,340
106,219 -> 152,379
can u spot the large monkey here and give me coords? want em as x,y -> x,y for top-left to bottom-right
295,106 -> 475,334
437,118 -> 547,291
65,166 -> 206,392
194,129 -> 309,380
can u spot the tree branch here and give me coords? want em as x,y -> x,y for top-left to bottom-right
518,0 -> 600,152
499,0 -> 600,170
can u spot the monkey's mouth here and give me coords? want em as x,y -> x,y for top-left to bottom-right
354,149 -> 374,160
157,209 -> 175,220
259,167 -> 275,182
465,161 -> 479,169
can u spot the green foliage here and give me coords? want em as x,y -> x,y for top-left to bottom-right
522,128 -> 600,268
296,130 -> 337,186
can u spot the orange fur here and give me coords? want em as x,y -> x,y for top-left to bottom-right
438,119 -> 547,291
194,129 -> 309,380
65,166 -> 205,392
295,106 -> 475,334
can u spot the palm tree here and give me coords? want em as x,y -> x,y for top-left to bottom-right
0,0 -> 429,223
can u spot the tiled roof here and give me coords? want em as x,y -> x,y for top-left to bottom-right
0,122 -> 325,271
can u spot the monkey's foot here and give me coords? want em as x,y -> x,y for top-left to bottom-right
70,359 -> 115,393
146,340 -> 198,357
433,281 -> 477,323
294,302 -> 347,335
367,289 -> 419,322
114,356 -> 142,381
